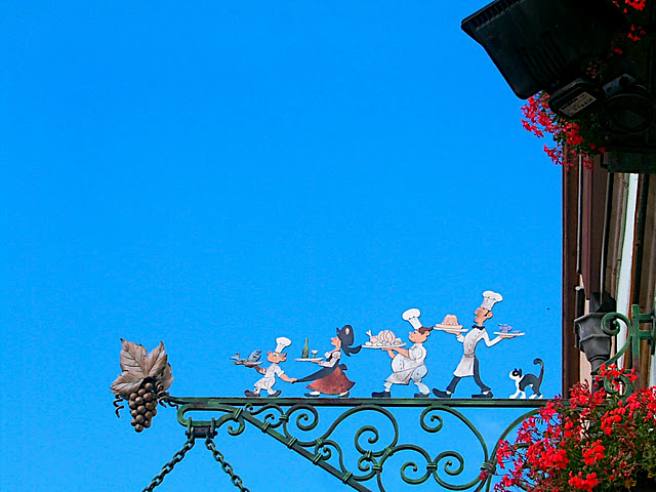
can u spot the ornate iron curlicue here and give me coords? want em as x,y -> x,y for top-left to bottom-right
599,304 -> 656,396
149,397 -> 546,492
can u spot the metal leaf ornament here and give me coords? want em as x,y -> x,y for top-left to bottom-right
111,339 -> 174,432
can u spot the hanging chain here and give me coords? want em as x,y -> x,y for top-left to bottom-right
205,419 -> 251,492
142,429 -> 195,492
141,419 -> 249,492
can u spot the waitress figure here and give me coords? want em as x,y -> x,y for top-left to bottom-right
295,325 -> 361,398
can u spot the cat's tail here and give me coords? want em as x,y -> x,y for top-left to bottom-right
533,358 -> 544,386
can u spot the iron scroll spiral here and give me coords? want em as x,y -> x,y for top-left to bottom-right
171,399 -> 523,491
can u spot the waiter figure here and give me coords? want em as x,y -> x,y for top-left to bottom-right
433,291 -> 510,399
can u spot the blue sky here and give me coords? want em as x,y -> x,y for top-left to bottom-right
1,1 -> 561,491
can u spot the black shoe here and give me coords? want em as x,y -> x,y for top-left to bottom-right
471,391 -> 493,399
244,390 -> 260,397
414,392 -> 430,398
338,392 -> 350,399
371,391 -> 391,398
269,390 -> 282,397
432,388 -> 451,398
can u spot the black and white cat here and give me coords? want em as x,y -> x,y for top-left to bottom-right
508,358 -> 544,399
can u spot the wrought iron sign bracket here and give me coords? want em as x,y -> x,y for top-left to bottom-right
143,397 -> 548,492
111,292 -> 551,491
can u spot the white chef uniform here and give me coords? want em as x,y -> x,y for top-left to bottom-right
254,363 -> 285,395
453,328 -> 499,377
384,343 -> 429,394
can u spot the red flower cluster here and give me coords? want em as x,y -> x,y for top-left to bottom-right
611,0 -> 648,40
521,93 -> 596,168
582,440 -> 605,466
620,0 -> 647,12
568,471 -> 600,491
493,365 -> 656,491
495,440 -> 512,469
600,405 -> 625,436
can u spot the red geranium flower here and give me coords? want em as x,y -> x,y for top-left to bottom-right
492,364 -> 656,491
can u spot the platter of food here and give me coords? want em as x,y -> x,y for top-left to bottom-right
238,361 -> 263,367
231,351 -> 263,367
363,329 -> 406,349
295,358 -> 323,363
362,342 -> 407,349
494,331 -> 525,337
434,327 -> 468,334
495,324 -> 524,337
433,314 -> 467,334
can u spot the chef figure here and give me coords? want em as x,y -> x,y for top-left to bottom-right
245,337 -> 297,397
433,291 -> 511,399
372,308 -> 433,398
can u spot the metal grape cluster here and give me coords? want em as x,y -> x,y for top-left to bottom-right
111,339 -> 173,432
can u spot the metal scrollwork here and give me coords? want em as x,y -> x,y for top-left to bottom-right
601,306 -> 656,396
601,311 -> 631,367
166,397 -> 546,491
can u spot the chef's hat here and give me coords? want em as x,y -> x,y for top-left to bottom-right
481,291 -> 503,311
274,337 -> 292,353
402,308 -> 422,330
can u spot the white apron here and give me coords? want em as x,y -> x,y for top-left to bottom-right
453,329 -> 489,377
254,363 -> 284,391
387,344 -> 427,385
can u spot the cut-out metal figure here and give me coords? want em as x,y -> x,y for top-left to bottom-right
509,358 -> 544,399
432,291 -> 513,399
371,308 -> 433,399
244,337 -> 296,397
295,325 -> 361,398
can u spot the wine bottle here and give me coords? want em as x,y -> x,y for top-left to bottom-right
301,337 -> 309,358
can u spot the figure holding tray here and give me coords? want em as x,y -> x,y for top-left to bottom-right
244,337 -> 297,398
433,291 -> 514,399
371,308 -> 433,399
294,325 -> 361,398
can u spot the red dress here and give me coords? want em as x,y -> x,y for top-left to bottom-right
306,351 -> 355,395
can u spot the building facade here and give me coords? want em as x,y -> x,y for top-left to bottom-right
562,159 -> 656,392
